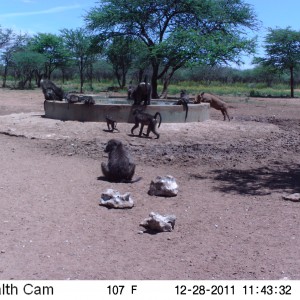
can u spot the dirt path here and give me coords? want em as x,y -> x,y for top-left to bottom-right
0,88 -> 300,280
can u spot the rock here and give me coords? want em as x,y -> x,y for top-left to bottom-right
148,175 -> 178,197
99,189 -> 134,208
140,212 -> 176,232
282,193 -> 300,202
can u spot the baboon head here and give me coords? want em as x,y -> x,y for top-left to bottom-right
180,90 -> 188,98
104,139 -> 122,153
194,94 -> 201,103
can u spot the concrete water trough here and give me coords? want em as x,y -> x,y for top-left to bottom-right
44,97 -> 210,123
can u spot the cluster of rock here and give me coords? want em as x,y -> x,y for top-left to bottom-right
99,175 -> 178,233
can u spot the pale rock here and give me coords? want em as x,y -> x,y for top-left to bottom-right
282,193 -> 300,202
140,212 -> 176,232
148,175 -> 178,197
99,189 -> 134,208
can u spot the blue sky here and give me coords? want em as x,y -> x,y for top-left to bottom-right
0,0 -> 96,34
1,0 -> 300,68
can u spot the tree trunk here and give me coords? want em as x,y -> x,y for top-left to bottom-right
89,63 -> 93,90
160,75 -> 171,99
290,66 -> 294,98
160,68 -> 178,99
2,64 -> 8,88
80,58 -> 84,93
121,69 -> 127,89
151,64 -> 159,99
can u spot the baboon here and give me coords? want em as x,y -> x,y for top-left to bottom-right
131,109 -> 162,139
194,92 -> 230,121
130,81 -> 152,105
40,79 -> 64,101
127,81 -> 135,100
101,139 -> 140,183
174,90 -> 189,122
82,95 -> 95,106
105,116 -> 119,132
64,94 -> 95,108
65,93 -> 80,109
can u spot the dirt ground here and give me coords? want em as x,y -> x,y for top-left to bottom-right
0,88 -> 300,280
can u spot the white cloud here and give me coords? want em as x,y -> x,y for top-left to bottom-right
0,5 -> 82,19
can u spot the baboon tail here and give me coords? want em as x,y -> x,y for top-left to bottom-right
122,176 -> 143,183
183,101 -> 188,122
154,112 -> 162,128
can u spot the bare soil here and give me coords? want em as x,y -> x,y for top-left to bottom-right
0,88 -> 300,280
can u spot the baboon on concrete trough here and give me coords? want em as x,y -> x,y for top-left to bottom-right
65,94 -> 95,108
101,139 -> 141,183
82,95 -> 95,106
127,81 -> 135,100
40,79 -> 64,101
130,81 -> 152,105
65,93 -> 80,108
131,109 -> 162,139
105,116 -> 119,132
174,90 -> 189,122
194,92 -> 230,121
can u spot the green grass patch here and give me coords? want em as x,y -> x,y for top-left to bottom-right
163,81 -> 300,98
4,78 -> 300,98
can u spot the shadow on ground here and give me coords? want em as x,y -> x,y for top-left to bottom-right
190,163 -> 300,196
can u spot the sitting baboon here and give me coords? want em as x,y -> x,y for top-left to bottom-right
101,139 -> 140,183
105,116 -> 119,132
131,109 -> 162,139
194,92 -> 230,121
40,79 -> 64,101
174,90 -> 189,121
130,81 -> 152,105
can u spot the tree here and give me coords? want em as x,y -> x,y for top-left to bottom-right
11,50 -> 46,89
61,28 -> 96,93
85,0 -> 258,98
1,32 -> 29,87
253,27 -> 300,97
106,36 -> 141,88
29,33 -> 68,82
0,26 -> 13,48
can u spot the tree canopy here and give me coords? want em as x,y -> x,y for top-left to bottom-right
61,28 -> 96,93
29,33 -> 68,80
254,27 -> 300,97
85,0 -> 258,97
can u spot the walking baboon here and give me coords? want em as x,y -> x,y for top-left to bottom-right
40,79 -> 64,101
194,92 -> 230,121
101,139 -> 140,183
131,109 -> 162,139
105,116 -> 119,132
